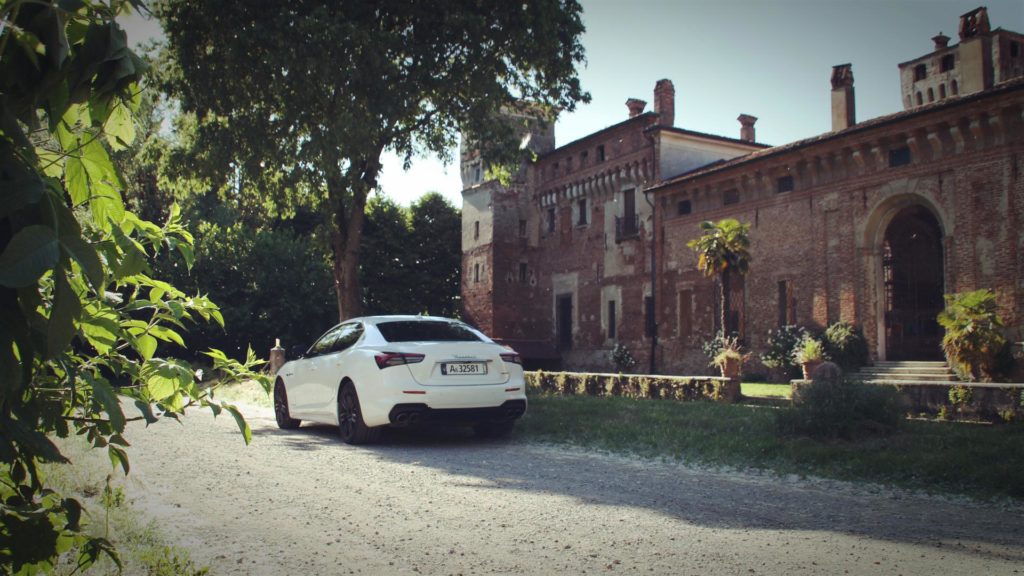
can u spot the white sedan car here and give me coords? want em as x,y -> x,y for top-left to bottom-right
273,315 -> 527,444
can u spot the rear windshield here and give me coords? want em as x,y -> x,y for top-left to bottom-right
376,321 -> 483,343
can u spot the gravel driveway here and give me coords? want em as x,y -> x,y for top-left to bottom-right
122,403 -> 1024,575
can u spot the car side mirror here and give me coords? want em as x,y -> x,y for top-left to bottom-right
290,345 -> 307,359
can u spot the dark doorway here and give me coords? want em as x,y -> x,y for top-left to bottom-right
556,295 -> 573,350
883,206 -> 944,360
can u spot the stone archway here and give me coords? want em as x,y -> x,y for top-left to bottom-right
859,184 -> 951,362
882,205 -> 945,360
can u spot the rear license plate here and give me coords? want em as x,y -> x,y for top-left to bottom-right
441,362 -> 487,375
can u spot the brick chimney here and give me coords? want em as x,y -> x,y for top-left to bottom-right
653,79 -> 675,127
830,63 -> 855,132
737,114 -> 757,143
626,98 -> 647,118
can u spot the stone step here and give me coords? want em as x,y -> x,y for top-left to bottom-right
857,371 -> 958,382
873,361 -> 949,368
860,366 -> 953,375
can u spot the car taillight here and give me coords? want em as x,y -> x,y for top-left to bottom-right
374,352 -> 425,369
500,352 -> 521,365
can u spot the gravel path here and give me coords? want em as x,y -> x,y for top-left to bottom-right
122,404 -> 1024,575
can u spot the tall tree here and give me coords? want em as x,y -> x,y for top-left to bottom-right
408,192 -> 461,317
154,0 -> 589,321
687,219 -> 752,336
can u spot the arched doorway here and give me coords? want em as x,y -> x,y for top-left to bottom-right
882,205 -> 944,360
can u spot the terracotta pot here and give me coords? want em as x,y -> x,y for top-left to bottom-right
719,356 -> 741,379
801,360 -> 823,380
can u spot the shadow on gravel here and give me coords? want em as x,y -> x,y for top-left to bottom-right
251,417 -> 1024,563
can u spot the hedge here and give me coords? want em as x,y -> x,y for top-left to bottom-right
525,371 -> 739,403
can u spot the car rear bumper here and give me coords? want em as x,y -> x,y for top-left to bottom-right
387,399 -> 527,427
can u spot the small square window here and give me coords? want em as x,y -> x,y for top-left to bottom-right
723,189 -> 740,206
776,175 -> 794,193
677,199 -> 692,215
889,147 -> 911,167
914,63 -> 927,81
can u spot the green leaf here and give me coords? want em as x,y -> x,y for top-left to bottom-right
135,334 -> 157,361
223,404 -> 252,445
107,445 -> 130,475
143,359 -> 192,401
46,270 -> 80,359
0,225 -> 60,288
0,177 -> 45,220
133,400 -> 158,424
149,325 -> 184,347
88,376 -> 126,433
80,305 -> 120,354
103,99 -> 136,151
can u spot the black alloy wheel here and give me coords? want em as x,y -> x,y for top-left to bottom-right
274,380 -> 301,429
337,383 -> 379,445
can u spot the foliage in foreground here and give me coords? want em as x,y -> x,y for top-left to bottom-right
0,2 -> 267,572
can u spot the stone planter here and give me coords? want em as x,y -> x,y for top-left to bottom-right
801,360 -> 823,380
719,356 -> 742,380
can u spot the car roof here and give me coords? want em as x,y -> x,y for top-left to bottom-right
345,315 -> 465,326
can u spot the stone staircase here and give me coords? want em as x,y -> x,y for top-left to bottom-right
855,360 -> 959,384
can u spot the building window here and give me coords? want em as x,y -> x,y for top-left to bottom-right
644,296 -> 655,338
581,151 -> 588,166
927,87 -> 934,102
474,263 -> 480,283
547,207 -> 556,233
1011,41 -> 1020,58
474,221 -> 479,240
777,280 -> 795,327
565,157 -> 572,173
553,161 -> 559,176
951,80 -> 959,95
940,54 -> 955,72
596,145 -> 605,162
677,199 -> 692,215
723,189 -> 740,206
677,290 -> 692,338
577,198 -> 588,226
939,84 -> 946,99
518,219 -> 527,238
607,300 -> 617,340
914,63 -> 927,81
916,91 -> 923,105
518,262 -> 528,283
889,146 -> 911,167
776,175 -> 794,193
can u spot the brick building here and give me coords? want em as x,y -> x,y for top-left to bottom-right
461,7 -> 1024,374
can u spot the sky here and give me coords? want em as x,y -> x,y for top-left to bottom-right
121,0 -> 1024,207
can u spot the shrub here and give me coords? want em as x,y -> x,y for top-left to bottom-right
761,325 -> 809,379
776,364 -> 901,439
823,321 -> 869,370
609,343 -> 638,373
937,289 -> 1007,381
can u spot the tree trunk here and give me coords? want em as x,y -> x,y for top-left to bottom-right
720,269 -> 731,336
327,153 -> 381,322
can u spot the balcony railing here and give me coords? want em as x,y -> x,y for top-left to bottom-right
615,215 -> 640,242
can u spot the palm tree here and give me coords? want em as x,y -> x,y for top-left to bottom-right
687,218 -> 752,336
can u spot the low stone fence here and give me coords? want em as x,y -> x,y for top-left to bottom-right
526,371 -> 741,403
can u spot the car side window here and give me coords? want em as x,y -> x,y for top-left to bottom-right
328,323 -> 363,354
309,325 -> 344,357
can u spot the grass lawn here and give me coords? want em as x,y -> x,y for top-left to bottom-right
741,382 -> 792,399
515,393 -> 1024,501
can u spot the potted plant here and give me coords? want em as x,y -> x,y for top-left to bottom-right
712,336 -> 746,379
793,336 -> 826,380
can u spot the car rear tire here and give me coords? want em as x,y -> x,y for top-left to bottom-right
274,380 -> 301,429
337,383 -> 380,445
473,420 -> 515,439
